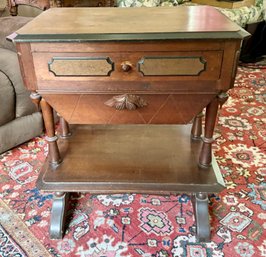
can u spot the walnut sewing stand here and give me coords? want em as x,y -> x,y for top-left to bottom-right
14,6 -> 249,241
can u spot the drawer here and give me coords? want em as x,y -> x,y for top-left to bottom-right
33,50 -> 223,93
42,93 -> 216,124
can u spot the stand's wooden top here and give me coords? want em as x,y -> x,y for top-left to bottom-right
15,6 -> 248,42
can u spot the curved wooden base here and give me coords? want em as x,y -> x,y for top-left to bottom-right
192,192 -> 211,242
49,191 -> 212,241
50,192 -> 69,239
41,126 -> 224,241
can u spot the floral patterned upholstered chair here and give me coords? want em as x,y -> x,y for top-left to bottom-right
217,0 -> 265,27
117,0 -> 265,28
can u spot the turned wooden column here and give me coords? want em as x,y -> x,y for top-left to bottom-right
191,111 -> 204,140
218,92 -> 229,108
199,92 -> 229,167
30,91 -> 41,111
199,96 -> 219,167
55,0 -> 62,7
9,5 -> 18,16
59,116 -> 71,138
40,99 -> 61,166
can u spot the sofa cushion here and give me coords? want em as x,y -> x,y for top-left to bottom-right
0,16 -> 32,52
0,48 -> 36,118
0,71 -> 15,126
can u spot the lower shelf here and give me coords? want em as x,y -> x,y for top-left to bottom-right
37,124 -> 225,194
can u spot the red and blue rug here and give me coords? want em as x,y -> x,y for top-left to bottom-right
0,66 -> 265,257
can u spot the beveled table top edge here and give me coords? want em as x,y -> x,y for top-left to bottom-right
14,30 -> 249,43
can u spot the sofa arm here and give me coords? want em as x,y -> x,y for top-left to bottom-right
0,112 -> 43,154
0,71 -> 15,126
0,16 -> 32,51
0,48 -> 36,118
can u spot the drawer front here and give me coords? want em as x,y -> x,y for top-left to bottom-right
47,55 -> 206,77
43,93 -> 216,124
33,50 -> 223,93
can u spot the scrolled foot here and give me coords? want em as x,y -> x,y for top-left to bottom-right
50,192 -> 69,239
192,192 -> 211,242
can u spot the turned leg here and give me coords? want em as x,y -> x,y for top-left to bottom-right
50,192 -> 69,239
218,92 -> 229,108
40,99 -> 61,166
30,91 -> 41,111
9,5 -> 18,16
199,96 -> 219,167
192,192 -> 210,242
56,0 -> 63,7
191,111 -> 204,140
59,116 -> 71,138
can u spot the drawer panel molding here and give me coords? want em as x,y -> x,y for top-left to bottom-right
48,57 -> 114,76
138,56 -> 206,76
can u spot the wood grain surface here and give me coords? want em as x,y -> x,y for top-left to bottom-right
16,6 -> 240,36
37,124 -> 224,193
42,93 -> 216,124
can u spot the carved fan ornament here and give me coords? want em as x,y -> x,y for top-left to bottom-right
104,94 -> 148,110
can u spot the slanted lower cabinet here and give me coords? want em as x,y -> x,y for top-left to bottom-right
14,6 -> 248,241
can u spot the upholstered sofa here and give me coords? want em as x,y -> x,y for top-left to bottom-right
0,16 -> 43,154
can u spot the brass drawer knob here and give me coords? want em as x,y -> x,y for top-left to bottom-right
121,61 -> 132,72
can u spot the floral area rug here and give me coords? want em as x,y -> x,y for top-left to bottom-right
0,66 -> 265,257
